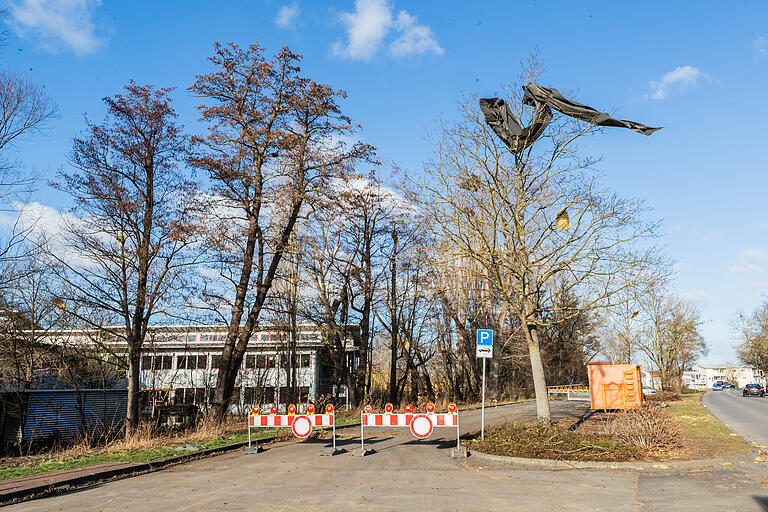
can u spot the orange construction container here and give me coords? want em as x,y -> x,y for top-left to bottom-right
586,362 -> 644,410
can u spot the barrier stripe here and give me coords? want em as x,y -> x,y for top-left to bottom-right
250,414 -> 334,428
362,413 -> 457,427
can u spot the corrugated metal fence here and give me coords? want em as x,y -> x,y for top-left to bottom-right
0,389 -> 127,446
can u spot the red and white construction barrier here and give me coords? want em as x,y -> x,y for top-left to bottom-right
359,402 -> 460,453
247,404 -> 337,452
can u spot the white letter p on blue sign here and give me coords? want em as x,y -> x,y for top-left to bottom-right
477,329 -> 493,346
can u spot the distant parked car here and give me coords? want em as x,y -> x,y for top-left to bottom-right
712,381 -> 724,391
743,384 -> 765,397
724,382 -> 735,389
642,387 -> 657,395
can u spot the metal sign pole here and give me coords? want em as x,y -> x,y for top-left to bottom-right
456,411 -> 460,450
481,357 -> 486,440
360,411 -> 365,452
332,413 -> 336,451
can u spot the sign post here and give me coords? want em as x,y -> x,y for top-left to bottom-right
476,329 -> 493,440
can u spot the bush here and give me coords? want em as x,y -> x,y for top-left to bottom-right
645,391 -> 682,402
605,403 -> 683,453
469,421 -> 639,461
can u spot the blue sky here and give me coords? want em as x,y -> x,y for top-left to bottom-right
2,0 -> 768,365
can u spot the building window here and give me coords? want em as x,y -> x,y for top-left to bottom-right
150,355 -> 172,370
300,354 -> 311,368
243,387 -> 255,404
141,356 -> 152,371
196,355 -> 207,370
245,354 -> 256,369
177,355 -> 187,370
211,355 -> 221,369
257,354 -> 276,368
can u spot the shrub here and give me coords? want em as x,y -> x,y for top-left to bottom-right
605,403 -> 683,453
469,421 -> 638,461
645,391 -> 682,402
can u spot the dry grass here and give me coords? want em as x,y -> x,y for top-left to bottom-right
603,403 -> 684,454
469,421 -> 638,461
664,392 -> 752,459
644,391 -> 682,403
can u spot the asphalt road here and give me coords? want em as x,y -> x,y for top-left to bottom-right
9,399 -> 768,512
704,388 -> 768,448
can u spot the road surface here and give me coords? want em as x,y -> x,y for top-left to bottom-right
8,399 -> 768,512
704,388 -> 768,448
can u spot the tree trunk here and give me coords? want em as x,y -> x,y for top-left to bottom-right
388,229 -> 398,405
126,348 -> 141,431
522,320 -> 551,420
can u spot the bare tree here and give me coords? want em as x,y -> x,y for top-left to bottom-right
411,63 -> 659,420
188,42 -> 373,419
736,302 -> 768,376
0,71 -> 57,287
51,82 -> 195,432
638,291 -> 707,390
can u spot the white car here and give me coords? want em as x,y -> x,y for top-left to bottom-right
642,387 -> 657,395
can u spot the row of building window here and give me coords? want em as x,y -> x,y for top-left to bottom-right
145,386 -> 311,407
143,332 -> 320,343
140,353 -> 312,372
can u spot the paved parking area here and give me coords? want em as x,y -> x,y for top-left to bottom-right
8,401 -> 768,512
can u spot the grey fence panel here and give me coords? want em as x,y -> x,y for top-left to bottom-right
20,390 -> 127,442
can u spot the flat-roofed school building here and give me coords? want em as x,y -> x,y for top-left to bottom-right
44,324 -> 360,413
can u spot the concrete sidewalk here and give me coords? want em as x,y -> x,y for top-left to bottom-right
0,441 -> 253,505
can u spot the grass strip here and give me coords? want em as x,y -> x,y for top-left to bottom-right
665,392 -> 752,459
0,429 -> 278,482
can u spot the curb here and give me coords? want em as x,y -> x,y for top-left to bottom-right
467,448 -> 759,470
0,437 -> 276,507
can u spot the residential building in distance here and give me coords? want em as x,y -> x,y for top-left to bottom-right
682,365 -> 765,389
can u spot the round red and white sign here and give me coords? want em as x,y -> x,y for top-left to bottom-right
291,415 -> 313,438
409,414 -> 433,439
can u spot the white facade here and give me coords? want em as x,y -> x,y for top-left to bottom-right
43,324 -> 359,413
683,365 -> 765,389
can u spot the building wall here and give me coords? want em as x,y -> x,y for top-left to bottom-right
684,366 -> 765,389
41,324 -> 360,413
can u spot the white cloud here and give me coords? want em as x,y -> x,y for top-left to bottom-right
728,249 -> 768,285
275,4 -> 300,28
755,36 -> 768,59
8,0 -> 105,55
332,0 -> 441,61
647,66 -> 709,100
682,290 -> 706,303
389,11 -> 443,57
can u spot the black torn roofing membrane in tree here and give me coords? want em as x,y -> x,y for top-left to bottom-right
479,83 -> 661,153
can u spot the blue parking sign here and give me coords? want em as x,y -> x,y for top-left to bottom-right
476,329 -> 493,345
476,329 -> 493,358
